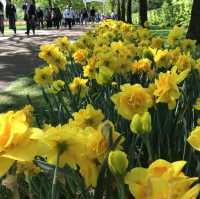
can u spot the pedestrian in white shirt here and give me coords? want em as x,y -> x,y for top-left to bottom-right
63,6 -> 73,29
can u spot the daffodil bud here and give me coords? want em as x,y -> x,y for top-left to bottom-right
96,66 -> 113,85
108,150 -> 128,176
141,112 -> 152,133
130,114 -> 143,134
130,112 -> 152,134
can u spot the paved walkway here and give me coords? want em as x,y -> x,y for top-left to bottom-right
0,25 -> 90,90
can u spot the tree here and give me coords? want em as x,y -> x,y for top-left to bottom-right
187,0 -> 200,43
121,0 -> 126,21
48,0 -> 52,7
109,0 -> 116,12
117,0 -> 121,20
139,0 -> 148,26
126,0 -> 132,23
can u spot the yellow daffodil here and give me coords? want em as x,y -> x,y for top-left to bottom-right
194,97 -> 200,111
69,77 -> 89,98
55,36 -> 70,52
137,27 -> 151,40
39,44 -> 67,70
168,47 -> 181,65
0,106 -> 46,176
131,58 -> 152,73
73,49 -> 87,64
153,67 -> 190,109
151,36 -> 164,49
48,80 -> 65,94
85,121 -> 122,161
31,124 -> 86,169
34,66 -> 54,86
175,54 -> 193,73
111,84 -> 153,120
187,126 -> 200,151
95,66 -> 114,85
78,157 -> 99,187
154,49 -> 171,68
69,104 -> 104,129
83,56 -> 97,79
180,39 -> 196,52
167,25 -> 184,46
125,159 -> 200,199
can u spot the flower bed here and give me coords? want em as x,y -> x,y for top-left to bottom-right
0,20 -> 200,198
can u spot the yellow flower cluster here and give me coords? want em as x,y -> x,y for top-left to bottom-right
167,25 -> 184,46
0,105 -> 46,176
125,159 -> 200,199
55,36 -> 70,52
17,19 -> 200,197
33,20 -> 200,116
34,66 -> 54,86
0,104 -> 123,188
69,77 -> 89,98
107,150 -> 200,198
39,44 -> 67,71
48,80 -> 65,93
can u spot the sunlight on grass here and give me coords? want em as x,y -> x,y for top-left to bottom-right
0,76 -> 44,112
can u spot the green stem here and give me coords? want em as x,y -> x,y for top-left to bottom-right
128,135 -> 135,168
25,172 -> 33,199
143,135 -> 153,163
51,149 -> 61,199
116,177 -> 127,199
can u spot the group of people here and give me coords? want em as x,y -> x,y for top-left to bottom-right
0,0 -> 100,36
63,7 -> 99,29
0,0 -> 16,35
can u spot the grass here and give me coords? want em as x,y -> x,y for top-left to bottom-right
150,26 -> 171,38
4,20 -> 26,31
5,24 -> 26,31
0,75 -> 44,112
0,26 -> 172,113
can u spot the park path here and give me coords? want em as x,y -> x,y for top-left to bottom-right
0,25 -> 90,90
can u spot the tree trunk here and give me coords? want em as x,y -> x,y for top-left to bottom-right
117,0 -> 121,20
48,0 -> 52,8
127,0 -> 132,23
121,0 -> 126,21
139,0 -> 148,26
187,0 -> 200,44
110,0 -> 116,12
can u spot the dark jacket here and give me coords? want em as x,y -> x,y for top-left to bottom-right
6,4 -> 16,19
28,4 -> 36,18
23,4 -> 36,20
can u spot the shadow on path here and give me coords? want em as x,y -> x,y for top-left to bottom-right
0,25 -> 90,90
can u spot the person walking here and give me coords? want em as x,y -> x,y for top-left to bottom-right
45,7 -> 52,29
23,0 -> 37,35
63,6 -> 72,30
70,7 -> 75,26
53,6 -> 62,29
0,1 -> 4,35
90,7 -> 96,23
6,0 -> 16,35
82,8 -> 88,25
36,7 -> 43,29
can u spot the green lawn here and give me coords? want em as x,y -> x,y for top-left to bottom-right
0,26 -> 172,113
0,76 -> 44,112
5,23 -> 26,31
150,26 -> 171,38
